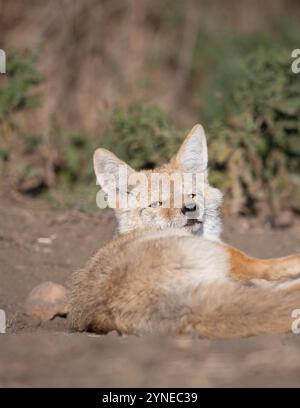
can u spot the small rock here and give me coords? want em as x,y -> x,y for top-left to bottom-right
107,330 -> 123,337
25,281 -> 69,321
37,234 -> 57,245
274,211 -> 294,229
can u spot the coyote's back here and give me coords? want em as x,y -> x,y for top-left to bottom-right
70,228 -> 300,338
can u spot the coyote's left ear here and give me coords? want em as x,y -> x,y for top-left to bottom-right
174,124 -> 208,173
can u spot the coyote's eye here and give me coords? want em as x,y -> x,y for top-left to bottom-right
149,201 -> 162,208
188,193 -> 197,199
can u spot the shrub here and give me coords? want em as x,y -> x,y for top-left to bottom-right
100,101 -> 181,169
206,44 -> 300,222
0,49 -> 41,119
0,49 -> 42,189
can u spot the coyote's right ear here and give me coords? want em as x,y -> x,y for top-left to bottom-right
93,149 -> 135,194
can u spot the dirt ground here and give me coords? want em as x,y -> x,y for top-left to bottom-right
1,187 -> 300,387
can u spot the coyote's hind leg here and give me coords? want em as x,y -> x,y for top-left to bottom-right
227,246 -> 300,282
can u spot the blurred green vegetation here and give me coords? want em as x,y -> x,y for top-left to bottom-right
101,102 -> 181,169
1,20 -> 300,222
206,46 -> 300,219
0,49 -> 41,120
199,25 -> 300,221
0,51 -> 97,211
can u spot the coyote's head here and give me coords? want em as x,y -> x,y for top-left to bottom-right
94,124 -> 223,240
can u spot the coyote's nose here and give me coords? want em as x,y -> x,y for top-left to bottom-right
181,203 -> 197,215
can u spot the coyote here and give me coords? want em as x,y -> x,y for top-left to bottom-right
70,125 -> 300,338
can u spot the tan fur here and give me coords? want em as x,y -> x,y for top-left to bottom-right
227,246 -> 300,282
69,124 -> 300,338
69,229 -> 300,338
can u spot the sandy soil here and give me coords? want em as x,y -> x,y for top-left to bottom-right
1,188 -> 300,387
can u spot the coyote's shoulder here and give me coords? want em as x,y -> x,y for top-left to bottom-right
69,124 -> 300,338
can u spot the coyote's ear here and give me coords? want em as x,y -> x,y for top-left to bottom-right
93,148 -> 135,193
175,124 -> 208,173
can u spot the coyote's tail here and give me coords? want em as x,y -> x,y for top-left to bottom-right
180,279 -> 300,338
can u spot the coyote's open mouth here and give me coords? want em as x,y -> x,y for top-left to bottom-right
184,219 -> 202,227
184,219 -> 203,233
